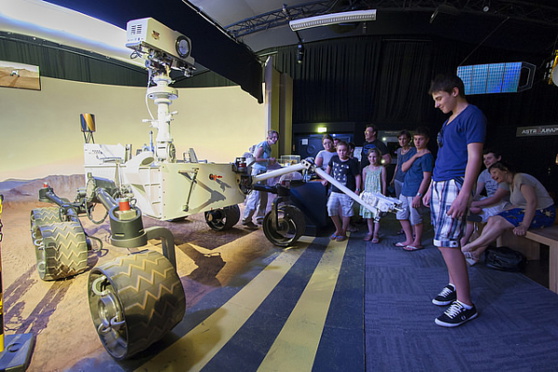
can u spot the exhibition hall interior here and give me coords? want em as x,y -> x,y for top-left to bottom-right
1,0 -> 558,371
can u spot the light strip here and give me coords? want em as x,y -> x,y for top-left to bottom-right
289,9 -> 377,31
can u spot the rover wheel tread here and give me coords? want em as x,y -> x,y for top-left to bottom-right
31,206 -> 63,227
88,250 -> 186,360
35,221 -> 88,281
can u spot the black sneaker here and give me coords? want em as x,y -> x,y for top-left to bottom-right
435,301 -> 478,327
432,284 -> 456,306
242,221 -> 258,229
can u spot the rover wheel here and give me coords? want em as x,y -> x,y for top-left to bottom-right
263,205 -> 306,247
88,250 -> 185,360
34,221 -> 88,281
30,207 -> 63,263
205,205 -> 241,231
30,206 -> 63,228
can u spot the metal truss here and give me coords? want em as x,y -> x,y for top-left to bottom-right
225,1 -> 332,38
225,0 -> 558,39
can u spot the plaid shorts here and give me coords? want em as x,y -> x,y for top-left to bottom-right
327,192 -> 355,217
430,179 -> 467,248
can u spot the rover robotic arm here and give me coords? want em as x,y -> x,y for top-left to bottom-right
248,159 -> 403,222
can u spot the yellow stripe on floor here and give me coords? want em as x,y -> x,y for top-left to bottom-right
136,236 -> 314,372
257,236 -> 349,371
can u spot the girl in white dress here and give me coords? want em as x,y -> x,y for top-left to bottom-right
360,148 -> 386,243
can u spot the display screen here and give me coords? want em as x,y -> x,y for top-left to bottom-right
457,62 -> 523,95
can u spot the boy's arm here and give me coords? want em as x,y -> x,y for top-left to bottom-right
422,179 -> 433,207
401,153 -> 418,172
401,149 -> 430,172
321,165 -> 332,186
471,187 -> 510,208
355,174 -> 362,193
253,145 -> 265,162
448,142 -> 483,219
354,161 -> 363,192
473,179 -> 485,199
413,171 -> 432,208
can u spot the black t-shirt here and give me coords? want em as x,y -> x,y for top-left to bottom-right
360,139 -> 389,169
328,155 -> 360,193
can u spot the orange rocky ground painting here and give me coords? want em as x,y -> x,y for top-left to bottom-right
0,175 -> 272,370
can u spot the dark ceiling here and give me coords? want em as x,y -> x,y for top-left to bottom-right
44,0 -> 558,101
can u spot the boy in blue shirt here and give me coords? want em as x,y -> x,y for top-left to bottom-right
423,74 -> 486,327
395,127 -> 434,251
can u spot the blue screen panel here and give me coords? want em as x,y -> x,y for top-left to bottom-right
502,62 -> 521,92
457,62 -> 523,95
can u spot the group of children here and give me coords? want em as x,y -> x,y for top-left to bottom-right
321,73 -> 486,328
320,128 -> 433,247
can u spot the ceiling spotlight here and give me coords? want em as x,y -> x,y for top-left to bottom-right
296,43 -> 304,64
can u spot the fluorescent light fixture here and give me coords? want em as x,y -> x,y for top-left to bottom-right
289,9 -> 376,32
317,126 -> 327,133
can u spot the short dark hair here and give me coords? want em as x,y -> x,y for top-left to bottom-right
413,126 -> 430,139
365,124 -> 378,133
428,73 -> 465,97
322,134 -> 333,142
336,140 -> 349,149
483,148 -> 503,158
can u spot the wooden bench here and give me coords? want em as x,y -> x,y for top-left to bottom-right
498,225 -> 558,293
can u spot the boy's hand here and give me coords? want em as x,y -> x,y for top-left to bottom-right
447,194 -> 468,218
422,193 -> 431,207
412,195 -> 422,208
415,149 -> 431,157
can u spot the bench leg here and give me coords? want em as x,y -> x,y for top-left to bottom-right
550,245 -> 558,294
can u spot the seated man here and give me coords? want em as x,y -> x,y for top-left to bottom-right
460,149 -> 510,247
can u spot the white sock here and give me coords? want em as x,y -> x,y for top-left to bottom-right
456,300 -> 473,309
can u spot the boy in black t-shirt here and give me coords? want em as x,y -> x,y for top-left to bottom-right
322,141 -> 361,242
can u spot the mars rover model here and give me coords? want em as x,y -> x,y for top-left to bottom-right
29,18 -> 402,359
